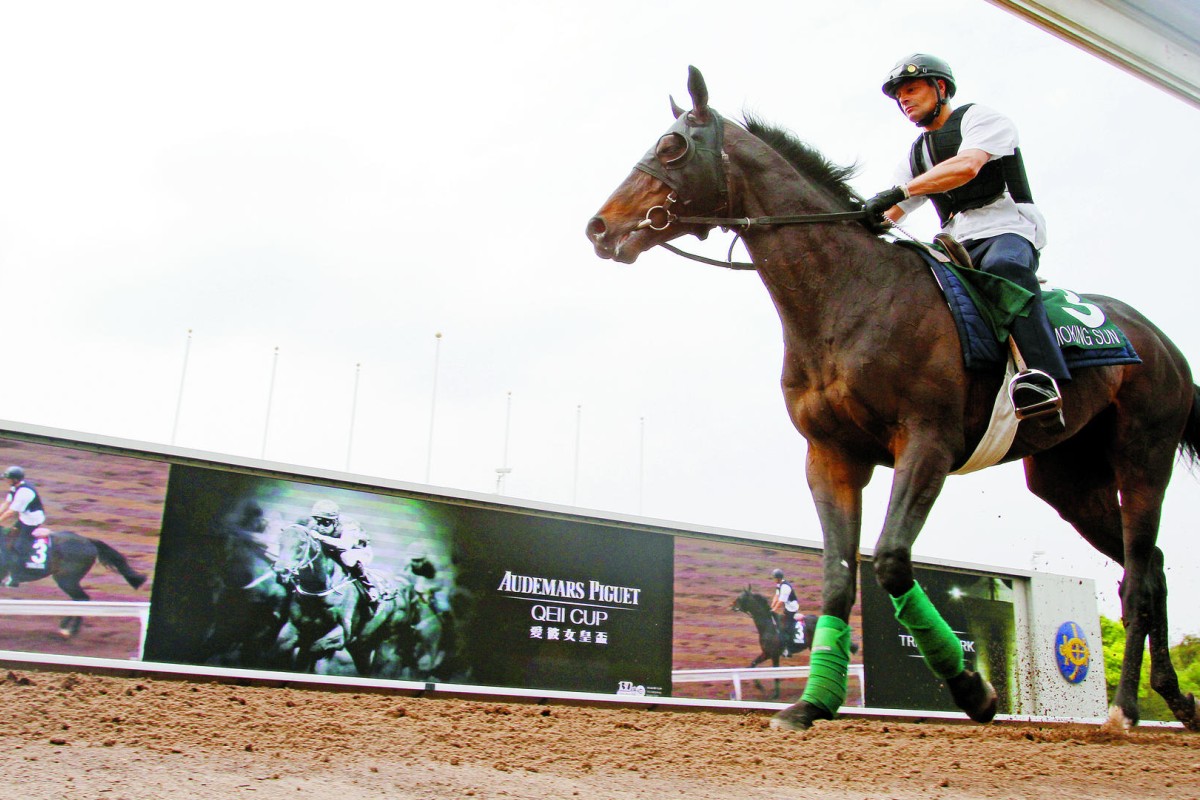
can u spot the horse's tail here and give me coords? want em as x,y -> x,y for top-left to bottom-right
1181,384 -> 1200,469
91,539 -> 147,589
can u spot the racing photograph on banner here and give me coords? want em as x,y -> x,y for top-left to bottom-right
0,435 -> 167,659
144,465 -> 675,697
145,465 -> 462,681
858,562 -> 1017,713
671,536 -> 864,705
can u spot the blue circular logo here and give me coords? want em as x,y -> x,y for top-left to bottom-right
1055,621 -> 1090,683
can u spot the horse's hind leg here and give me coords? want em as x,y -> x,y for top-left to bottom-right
1027,432 -> 1198,730
51,574 -> 90,638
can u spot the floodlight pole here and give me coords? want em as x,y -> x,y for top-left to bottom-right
572,404 -> 582,506
638,415 -> 646,515
346,362 -> 361,472
425,332 -> 443,484
495,391 -> 513,495
170,328 -> 193,445
261,346 -> 279,460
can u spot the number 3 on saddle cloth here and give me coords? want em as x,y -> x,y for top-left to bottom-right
4,527 -> 52,573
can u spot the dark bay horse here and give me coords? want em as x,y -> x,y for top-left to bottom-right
272,524 -> 420,677
200,508 -> 293,669
588,67 -> 1200,732
732,587 -> 819,699
0,526 -> 146,637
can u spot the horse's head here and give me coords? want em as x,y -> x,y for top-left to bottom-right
586,66 -> 728,264
731,584 -> 755,613
272,523 -> 317,580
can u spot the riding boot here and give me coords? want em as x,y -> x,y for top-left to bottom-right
17,529 -> 35,571
966,234 -> 1069,433
1008,309 -> 1068,433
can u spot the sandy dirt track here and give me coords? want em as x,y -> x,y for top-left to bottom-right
3,667 -> 1199,800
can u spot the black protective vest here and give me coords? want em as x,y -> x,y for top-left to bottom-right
8,481 -> 44,515
909,103 -> 1034,226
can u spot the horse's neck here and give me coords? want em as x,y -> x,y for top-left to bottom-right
727,135 -> 906,337
726,137 -> 935,403
747,594 -> 775,623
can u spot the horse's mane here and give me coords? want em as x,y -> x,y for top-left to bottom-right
741,114 -> 889,235
737,588 -> 772,613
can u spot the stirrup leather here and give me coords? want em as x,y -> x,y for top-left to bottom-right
1008,369 -> 1062,420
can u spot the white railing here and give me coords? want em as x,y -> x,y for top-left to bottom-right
672,663 -> 866,704
0,600 -> 150,659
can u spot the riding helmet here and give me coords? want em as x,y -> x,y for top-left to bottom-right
882,53 -> 956,99
310,498 -> 340,521
3,465 -> 24,481
771,568 -> 785,580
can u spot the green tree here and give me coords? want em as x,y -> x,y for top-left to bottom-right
1100,616 -> 1200,721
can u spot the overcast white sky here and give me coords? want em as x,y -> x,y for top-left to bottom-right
2,1 -> 1198,637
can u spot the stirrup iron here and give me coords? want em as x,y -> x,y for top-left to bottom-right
1008,369 -> 1062,421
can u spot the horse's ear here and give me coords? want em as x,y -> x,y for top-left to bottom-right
687,65 -> 710,123
669,95 -> 685,119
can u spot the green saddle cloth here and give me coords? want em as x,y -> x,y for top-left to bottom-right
946,263 -> 1132,352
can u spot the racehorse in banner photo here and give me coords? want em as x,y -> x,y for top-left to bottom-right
0,526 -> 147,637
731,587 -> 818,699
199,504 -> 293,669
272,523 -> 422,678
587,67 -> 1200,732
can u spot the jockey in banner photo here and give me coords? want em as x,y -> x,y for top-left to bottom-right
862,53 -> 1069,432
0,465 -> 49,574
770,568 -> 802,657
305,499 -> 380,607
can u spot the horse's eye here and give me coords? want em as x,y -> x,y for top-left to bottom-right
655,133 -> 689,165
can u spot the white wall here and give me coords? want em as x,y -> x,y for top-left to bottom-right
1016,572 -> 1107,719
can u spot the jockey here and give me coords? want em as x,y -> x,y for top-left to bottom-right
306,499 -> 380,607
769,568 -> 801,657
0,466 -> 47,577
862,53 -> 1069,432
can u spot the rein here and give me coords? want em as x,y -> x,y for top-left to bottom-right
639,193 -> 871,271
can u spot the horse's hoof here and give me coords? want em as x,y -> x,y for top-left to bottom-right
1103,705 -> 1136,732
947,670 -> 997,724
1174,693 -> 1200,732
770,700 -> 833,732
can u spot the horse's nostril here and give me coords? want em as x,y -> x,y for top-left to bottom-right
586,216 -> 607,239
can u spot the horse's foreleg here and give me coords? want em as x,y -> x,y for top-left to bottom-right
875,443 -> 998,723
772,447 -> 870,731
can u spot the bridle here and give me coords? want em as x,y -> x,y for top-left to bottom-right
631,110 -> 870,270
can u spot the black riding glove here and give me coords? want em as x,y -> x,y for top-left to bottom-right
862,186 -> 909,219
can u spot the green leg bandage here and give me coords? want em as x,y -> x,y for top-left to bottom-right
799,615 -> 852,715
891,582 -> 964,679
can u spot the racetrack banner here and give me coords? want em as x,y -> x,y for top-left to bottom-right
143,464 -> 674,697
8,423 -> 1096,717
858,562 -> 1017,713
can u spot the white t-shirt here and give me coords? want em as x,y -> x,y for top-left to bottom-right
774,581 -> 800,614
893,103 -> 1047,250
7,486 -> 46,527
